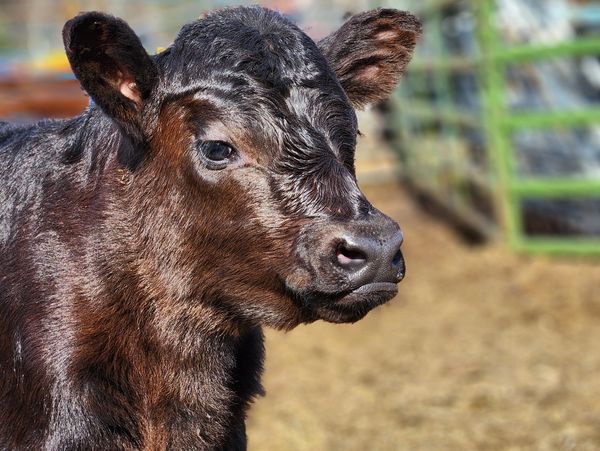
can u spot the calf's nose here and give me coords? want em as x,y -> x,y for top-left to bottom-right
334,228 -> 405,289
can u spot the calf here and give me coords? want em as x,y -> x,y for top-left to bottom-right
0,6 -> 420,450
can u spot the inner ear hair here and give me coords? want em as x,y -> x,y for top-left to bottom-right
116,71 -> 141,105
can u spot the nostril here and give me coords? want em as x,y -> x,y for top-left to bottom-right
391,249 -> 403,268
336,243 -> 368,267
391,249 -> 405,282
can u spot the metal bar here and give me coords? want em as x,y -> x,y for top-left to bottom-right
512,238 -> 600,257
397,101 -> 481,126
408,57 -> 480,73
510,179 -> 600,197
502,109 -> 600,129
494,37 -> 600,65
408,38 -> 600,73
476,0 -> 522,248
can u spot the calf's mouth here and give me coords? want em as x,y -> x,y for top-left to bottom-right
313,281 -> 400,323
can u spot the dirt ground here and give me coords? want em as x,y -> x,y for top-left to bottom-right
246,181 -> 600,451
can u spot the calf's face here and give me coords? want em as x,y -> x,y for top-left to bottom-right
62,7 -> 421,328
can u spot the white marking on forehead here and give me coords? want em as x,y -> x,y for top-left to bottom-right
282,87 -> 357,164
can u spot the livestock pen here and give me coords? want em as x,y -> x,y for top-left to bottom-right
379,0 -> 600,256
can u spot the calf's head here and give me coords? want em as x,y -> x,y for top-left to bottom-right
63,7 -> 421,329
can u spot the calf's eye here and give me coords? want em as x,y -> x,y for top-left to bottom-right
196,141 -> 238,169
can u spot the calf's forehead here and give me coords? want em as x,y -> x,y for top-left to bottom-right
158,7 -> 358,163
164,7 -> 331,86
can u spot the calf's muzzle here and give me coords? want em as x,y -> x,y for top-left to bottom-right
296,208 -> 405,297
335,224 -> 405,291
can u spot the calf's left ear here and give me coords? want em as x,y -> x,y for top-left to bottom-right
318,9 -> 422,109
63,12 -> 157,141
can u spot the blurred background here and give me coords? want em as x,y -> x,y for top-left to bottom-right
1,0 -> 599,449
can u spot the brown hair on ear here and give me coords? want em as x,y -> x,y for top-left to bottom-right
318,9 -> 422,109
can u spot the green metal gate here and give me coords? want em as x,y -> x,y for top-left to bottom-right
378,0 -> 600,256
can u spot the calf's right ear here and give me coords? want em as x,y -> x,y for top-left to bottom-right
63,12 -> 157,141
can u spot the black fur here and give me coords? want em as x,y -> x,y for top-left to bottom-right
0,7 -> 420,450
